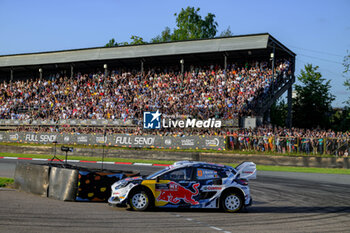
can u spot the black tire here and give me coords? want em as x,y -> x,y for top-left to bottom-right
129,190 -> 150,211
221,192 -> 243,213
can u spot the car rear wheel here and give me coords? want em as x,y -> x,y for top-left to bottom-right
129,190 -> 150,211
221,192 -> 243,213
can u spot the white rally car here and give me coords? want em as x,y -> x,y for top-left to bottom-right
108,161 -> 256,212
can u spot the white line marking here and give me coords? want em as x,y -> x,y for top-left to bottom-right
210,226 -> 223,231
171,212 -> 227,233
0,157 -> 166,167
133,163 -> 153,166
96,161 -> 115,164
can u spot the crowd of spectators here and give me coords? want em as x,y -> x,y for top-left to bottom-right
0,60 -> 290,122
6,124 -> 349,156
227,125 -> 349,156
1,57 -> 348,156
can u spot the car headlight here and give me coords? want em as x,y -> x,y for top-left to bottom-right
112,179 -> 129,190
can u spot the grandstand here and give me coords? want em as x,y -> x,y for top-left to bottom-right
0,33 -> 295,130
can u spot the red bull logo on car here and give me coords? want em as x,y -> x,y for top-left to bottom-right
156,182 -> 200,205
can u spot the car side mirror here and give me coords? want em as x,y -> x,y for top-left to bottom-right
156,176 -> 160,182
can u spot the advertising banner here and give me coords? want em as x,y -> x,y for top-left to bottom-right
0,132 -> 225,150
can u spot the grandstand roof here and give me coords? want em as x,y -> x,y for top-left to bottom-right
0,33 -> 294,69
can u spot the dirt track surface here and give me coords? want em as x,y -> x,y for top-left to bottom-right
0,162 -> 350,232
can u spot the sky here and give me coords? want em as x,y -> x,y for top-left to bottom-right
0,0 -> 349,107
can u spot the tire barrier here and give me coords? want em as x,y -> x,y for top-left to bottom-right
76,171 -> 125,202
14,163 -> 50,197
14,163 -> 139,202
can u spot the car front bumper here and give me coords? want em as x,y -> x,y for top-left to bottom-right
245,196 -> 252,206
108,196 -> 121,204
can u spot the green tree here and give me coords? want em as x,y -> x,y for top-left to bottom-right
105,38 -> 118,47
129,35 -> 147,45
150,7 -> 219,43
118,41 -> 129,46
344,50 -> 350,74
343,50 -> 350,106
219,26 -> 233,37
270,99 -> 288,127
150,27 -> 172,43
105,35 -> 146,47
330,107 -> 350,132
108,7 -> 220,45
171,7 -> 218,41
330,51 -> 350,131
293,64 -> 335,129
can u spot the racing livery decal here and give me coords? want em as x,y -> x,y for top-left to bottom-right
109,161 -> 257,212
201,185 -> 222,191
156,181 -> 200,205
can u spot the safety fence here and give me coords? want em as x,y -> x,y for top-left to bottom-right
226,136 -> 350,156
0,132 -> 225,151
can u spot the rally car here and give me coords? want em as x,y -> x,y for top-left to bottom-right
108,161 -> 256,212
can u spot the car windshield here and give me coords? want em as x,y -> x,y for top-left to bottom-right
146,167 -> 169,179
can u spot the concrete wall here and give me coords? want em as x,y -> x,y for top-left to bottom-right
14,163 -> 50,196
1,144 -> 348,169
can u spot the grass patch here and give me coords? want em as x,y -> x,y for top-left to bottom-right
1,152 -> 350,175
0,177 -> 14,187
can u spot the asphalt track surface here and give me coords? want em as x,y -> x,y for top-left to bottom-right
1,160 -> 350,233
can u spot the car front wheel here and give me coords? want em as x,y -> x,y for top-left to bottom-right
129,190 -> 150,211
221,192 -> 243,213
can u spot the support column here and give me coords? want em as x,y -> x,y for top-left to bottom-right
224,54 -> 227,70
103,64 -> 108,77
39,68 -> 43,80
141,60 -> 144,75
265,108 -> 271,124
10,68 -> 13,83
180,59 -> 184,77
271,45 -> 275,95
70,64 -> 74,78
287,85 -> 293,128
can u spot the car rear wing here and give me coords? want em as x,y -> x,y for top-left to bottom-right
234,162 -> 257,180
